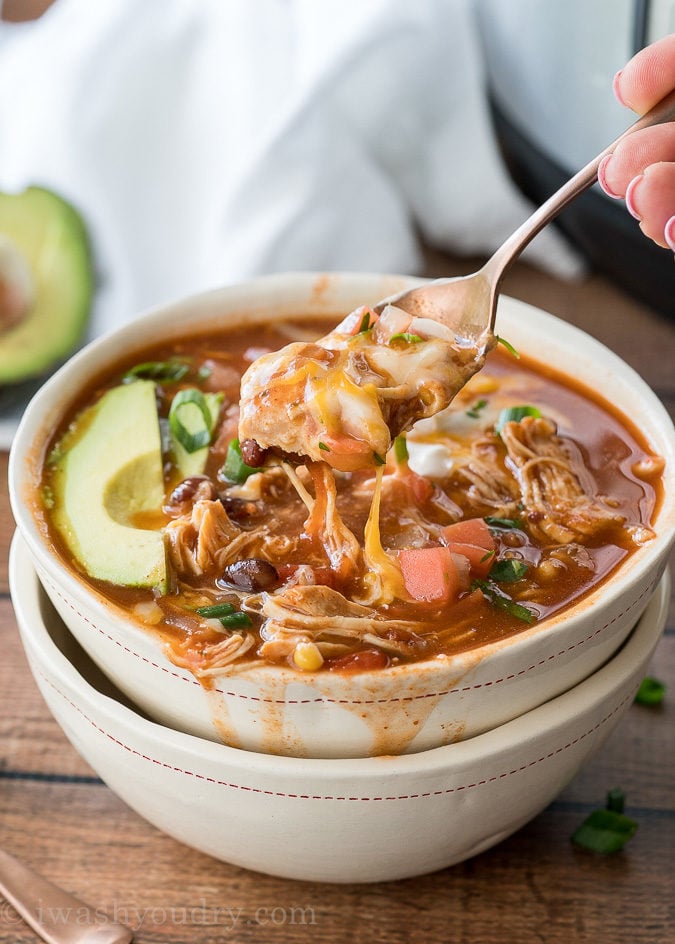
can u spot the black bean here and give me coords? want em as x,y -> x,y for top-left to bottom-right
219,559 -> 280,592
240,438 -> 267,467
220,496 -> 261,520
164,475 -> 216,515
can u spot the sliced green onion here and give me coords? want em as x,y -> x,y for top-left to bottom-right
634,676 -> 666,706
495,405 -> 542,435
472,579 -> 536,624
195,602 -> 237,618
219,611 -> 253,629
357,310 -> 372,333
389,332 -> 423,345
571,792 -> 638,854
606,788 -> 625,814
318,442 -> 331,452
222,438 -> 261,484
466,399 -> 488,419
480,550 -> 495,564
489,558 -> 529,583
373,451 -> 386,466
496,336 -> 520,359
394,435 -> 409,464
124,359 -> 190,383
169,388 -> 214,454
484,516 -> 525,530
197,364 -> 213,381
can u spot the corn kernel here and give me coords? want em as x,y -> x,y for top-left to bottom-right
292,641 -> 324,672
463,374 -> 498,395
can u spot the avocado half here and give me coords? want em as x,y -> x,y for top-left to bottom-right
0,186 -> 94,384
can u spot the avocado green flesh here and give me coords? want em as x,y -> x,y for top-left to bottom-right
51,380 -> 167,590
0,186 -> 94,384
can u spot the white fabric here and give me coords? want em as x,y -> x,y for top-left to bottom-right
0,0 -> 582,347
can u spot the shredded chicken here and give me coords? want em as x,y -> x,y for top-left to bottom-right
303,461 -> 363,584
166,498 -> 298,577
257,584 -> 429,663
165,499 -> 240,576
501,416 -> 626,544
455,436 -> 520,514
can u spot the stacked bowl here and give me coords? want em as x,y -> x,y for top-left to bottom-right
8,273 -> 675,882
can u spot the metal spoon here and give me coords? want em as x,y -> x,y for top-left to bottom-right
0,847 -> 133,944
376,88 -> 675,344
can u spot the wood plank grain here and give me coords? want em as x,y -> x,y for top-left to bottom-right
0,780 -> 672,944
0,453 -> 11,595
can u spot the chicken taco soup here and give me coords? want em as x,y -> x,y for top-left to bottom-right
38,309 -> 664,680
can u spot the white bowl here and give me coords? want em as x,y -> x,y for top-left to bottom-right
8,273 -> 675,757
10,532 -> 669,883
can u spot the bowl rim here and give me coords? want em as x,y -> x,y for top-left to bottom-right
8,271 -> 675,683
9,530 -> 670,777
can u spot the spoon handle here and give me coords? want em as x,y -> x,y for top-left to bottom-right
485,87 -> 675,282
0,847 -> 133,944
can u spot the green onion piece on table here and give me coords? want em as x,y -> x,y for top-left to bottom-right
634,676 -> 666,706
571,790 -> 638,854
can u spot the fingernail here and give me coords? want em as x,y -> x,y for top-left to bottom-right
597,154 -> 621,198
625,174 -> 644,220
665,216 -> 675,253
612,69 -> 627,106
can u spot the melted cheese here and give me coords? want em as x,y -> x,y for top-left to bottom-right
360,467 -> 407,605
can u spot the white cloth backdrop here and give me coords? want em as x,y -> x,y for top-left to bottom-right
0,0 -> 582,343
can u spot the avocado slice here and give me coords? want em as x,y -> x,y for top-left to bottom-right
50,380 -> 168,590
0,186 -> 94,384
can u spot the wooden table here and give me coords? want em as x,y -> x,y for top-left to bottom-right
1,255 -> 673,944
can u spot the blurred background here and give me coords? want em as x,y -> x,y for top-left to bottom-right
0,0 -> 673,441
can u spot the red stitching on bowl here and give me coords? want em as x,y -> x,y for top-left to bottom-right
42,574 -> 657,706
34,669 -> 634,800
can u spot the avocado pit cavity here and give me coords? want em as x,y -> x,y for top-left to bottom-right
0,235 -> 34,334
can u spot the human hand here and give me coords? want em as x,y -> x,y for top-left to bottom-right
597,33 -> 675,252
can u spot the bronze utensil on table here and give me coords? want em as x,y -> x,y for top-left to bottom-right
376,88 -> 675,344
0,847 -> 133,944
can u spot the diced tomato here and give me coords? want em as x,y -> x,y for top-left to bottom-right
318,433 -> 375,472
440,518 -> 496,578
441,518 -> 494,548
328,649 -> 390,672
336,305 -> 380,335
406,469 -> 435,504
398,546 -> 465,603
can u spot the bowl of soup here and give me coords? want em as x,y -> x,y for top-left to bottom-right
9,531 -> 670,882
8,272 -> 675,757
